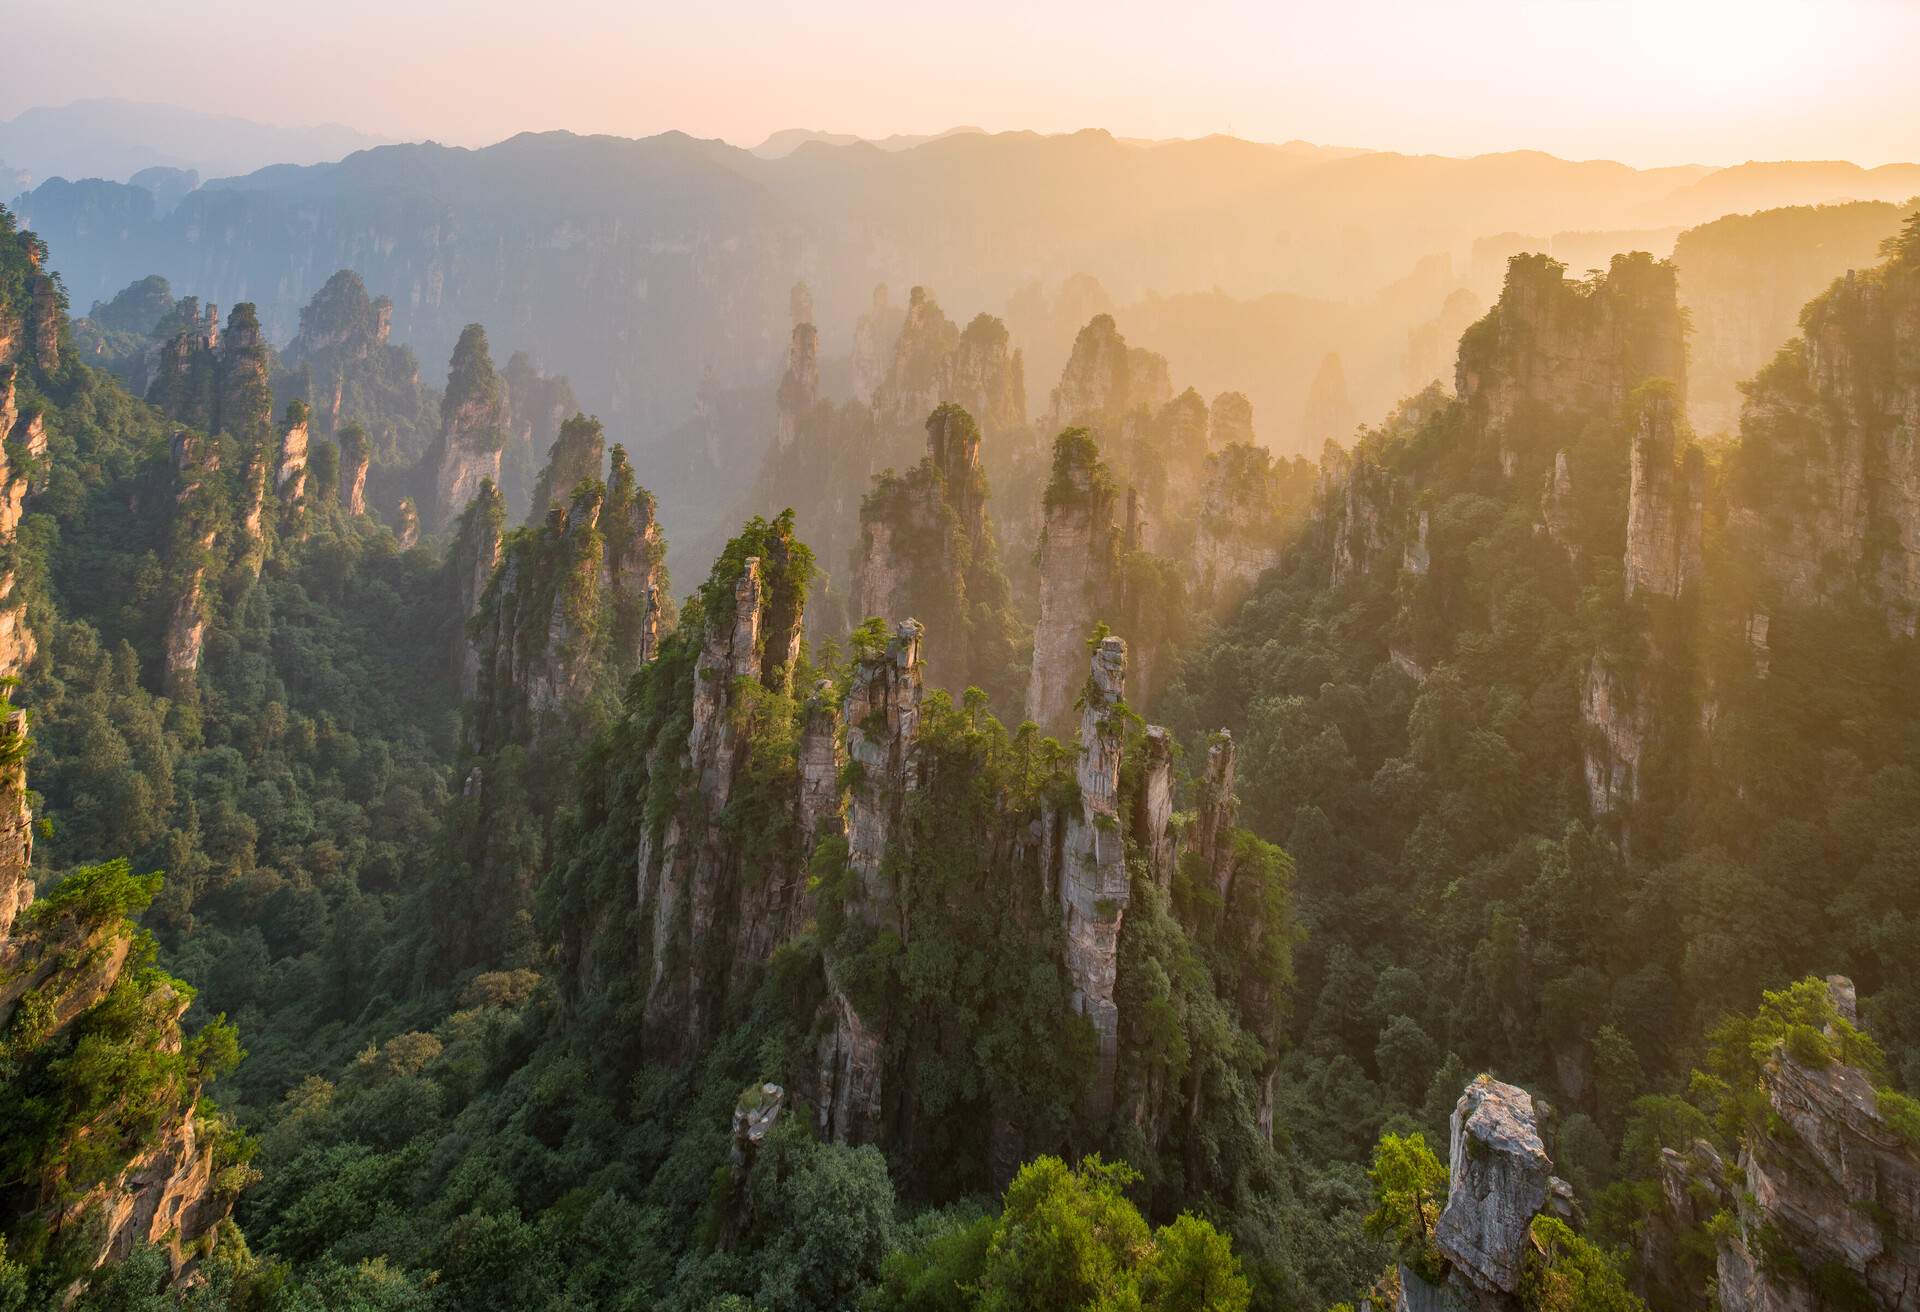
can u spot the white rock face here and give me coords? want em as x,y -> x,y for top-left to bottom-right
1059,636 -> 1131,1118
1436,1075 -> 1552,1294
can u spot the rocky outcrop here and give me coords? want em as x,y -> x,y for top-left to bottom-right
875,287 -> 961,434
1059,636 -> 1132,1118
1710,977 -> 1920,1312
775,322 -> 818,451
0,702 -> 233,1289
339,423 -> 369,514
528,412 -> 606,524
425,324 -> 508,533
1302,352 -> 1357,448
1437,1077 -> 1555,1294
1051,314 -> 1133,430
1192,443 -> 1285,610
395,497 -> 420,548
817,620 -> 925,1143
1027,430 -> 1120,732
0,710 -> 32,937
1457,252 -> 1686,466
1580,655 -> 1652,819
275,402 -> 311,513
638,527 -> 810,1058
602,447 -> 670,668
949,313 -> 1026,437
1624,386 -> 1704,599
1729,239 -> 1920,635
450,482 -> 506,698
851,403 -> 1017,701
161,431 -> 222,695
1136,725 -> 1175,890
0,366 -> 48,678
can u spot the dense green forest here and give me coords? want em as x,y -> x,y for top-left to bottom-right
2,184 -> 1918,1312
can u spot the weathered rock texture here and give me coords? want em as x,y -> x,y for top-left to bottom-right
851,403 -> 1019,703
1729,238 -> 1920,635
339,423 -> 370,514
1059,635 -> 1132,1117
1437,1076 -> 1554,1294
425,323 -> 508,533
775,321 -> 818,451
1192,442 -> 1287,610
0,711 -> 233,1287
1711,978 -> 1920,1312
1027,429 -> 1119,732
1624,385 -> 1705,599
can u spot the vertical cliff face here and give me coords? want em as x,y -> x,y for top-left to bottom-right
851,403 -> 1019,703
528,412 -> 607,524
274,400 -> 311,516
1729,226 -> 1920,635
1059,636 -> 1132,1117
775,321 -> 819,451
162,431 -> 223,695
875,287 -> 962,433
394,497 -> 420,548
1623,385 -> 1705,600
817,620 -> 925,1144
1051,314 -> 1133,430
602,446 -> 671,668
339,422 -> 369,514
1674,201 -> 1906,434
948,313 -> 1026,438
0,223 -> 64,377
1302,351 -> 1357,448
1703,977 -> 1920,1312
0,710 -> 32,937
0,366 -> 47,678
1458,252 -> 1686,461
1027,429 -> 1120,732
467,483 -> 618,748
1192,442 -> 1286,611
0,710 -> 237,1289
426,324 -> 508,533
450,481 -> 506,699
636,519 -> 813,1059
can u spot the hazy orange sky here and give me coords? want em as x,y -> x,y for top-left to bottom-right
12,0 -> 1918,167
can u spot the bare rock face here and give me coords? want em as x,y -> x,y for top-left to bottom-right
949,313 -> 1026,437
162,431 -> 222,695
875,287 -> 961,434
1580,655 -> 1652,819
1712,977 -> 1920,1312
1192,443 -> 1284,611
638,532 -> 811,1060
339,424 -> 370,515
394,497 -> 420,549
275,404 -> 311,513
1328,452 -> 1398,589
1729,248 -> 1920,635
1135,726 -> 1175,890
1624,386 -> 1704,599
1191,731 -> 1238,887
450,481 -> 506,698
775,321 -> 819,451
1436,1076 -> 1554,1295
1026,430 -> 1119,732
1051,314 -> 1133,430
602,447 -> 669,668
0,367 -> 46,677
1539,450 -> 1578,554
1458,252 -> 1686,454
1059,636 -> 1131,1118
427,324 -> 508,533
0,710 -> 32,937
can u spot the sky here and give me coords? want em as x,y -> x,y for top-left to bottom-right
9,0 -> 1918,168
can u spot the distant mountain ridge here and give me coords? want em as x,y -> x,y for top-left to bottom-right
0,98 -> 388,185
14,123 -> 1918,534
